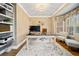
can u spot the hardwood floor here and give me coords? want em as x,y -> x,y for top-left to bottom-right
0,42 -> 26,56
56,39 -> 79,56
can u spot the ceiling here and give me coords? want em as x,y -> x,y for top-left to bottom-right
56,3 -> 79,16
20,3 -> 79,17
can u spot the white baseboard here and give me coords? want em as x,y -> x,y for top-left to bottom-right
12,39 -> 26,49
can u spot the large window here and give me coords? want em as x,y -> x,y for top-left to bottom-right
75,11 -> 79,34
55,7 -> 79,35
66,8 -> 79,35
56,16 -> 64,33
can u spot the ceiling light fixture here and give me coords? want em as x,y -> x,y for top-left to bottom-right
35,3 -> 49,12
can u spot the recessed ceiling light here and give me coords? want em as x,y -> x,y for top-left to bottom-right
35,3 -> 49,12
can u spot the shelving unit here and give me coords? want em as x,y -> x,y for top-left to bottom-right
0,22 -> 13,25
0,3 -> 13,13
0,3 -> 14,32
0,31 -> 13,34
0,13 -> 14,19
0,3 -> 14,54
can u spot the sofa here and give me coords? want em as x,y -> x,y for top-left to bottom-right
56,32 -> 68,42
65,34 -> 79,49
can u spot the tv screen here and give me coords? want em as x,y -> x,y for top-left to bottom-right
30,26 -> 40,32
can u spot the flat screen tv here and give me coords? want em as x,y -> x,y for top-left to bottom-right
30,26 -> 40,32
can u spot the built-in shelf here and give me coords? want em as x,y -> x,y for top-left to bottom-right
0,13 -> 14,19
9,3 -> 14,7
0,22 -> 13,25
5,3 -> 13,9
0,3 -> 14,54
0,4 -> 13,13
0,31 -> 13,34
5,3 -> 14,8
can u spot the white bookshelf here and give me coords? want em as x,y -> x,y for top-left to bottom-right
0,3 -> 14,54
0,4 -> 13,13
0,13 -> 14,19
0,21 -> 13,25
0,31 -> 13,34
0,3 -> 14,26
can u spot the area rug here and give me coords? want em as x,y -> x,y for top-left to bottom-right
16,38 -> 72,56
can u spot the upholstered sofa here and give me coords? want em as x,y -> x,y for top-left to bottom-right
65,34 -> 79,49
56,32 -> 68,42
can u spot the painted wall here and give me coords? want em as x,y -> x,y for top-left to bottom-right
51,17 -> 56,34
16,4 -> 30,45
29,17 -> 52,34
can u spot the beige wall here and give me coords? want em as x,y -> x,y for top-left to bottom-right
51,17 -> 56,34
29,17 -> 52,34
16,4 -> 30,44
